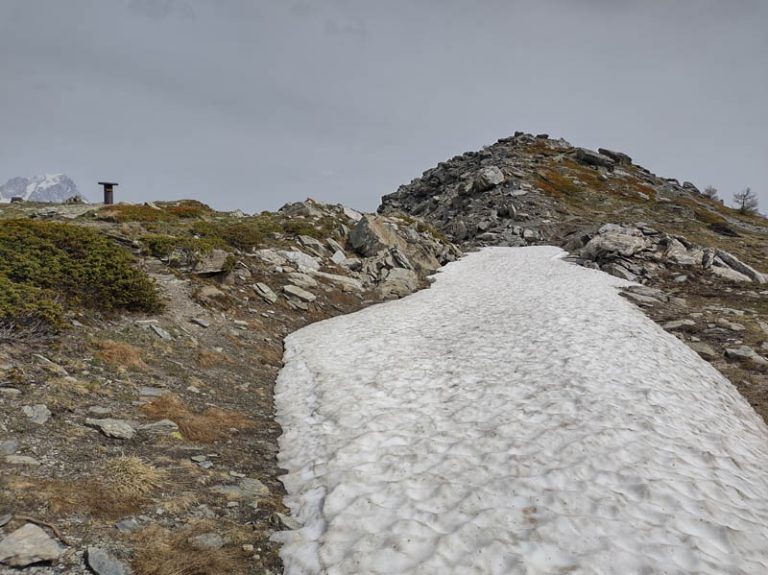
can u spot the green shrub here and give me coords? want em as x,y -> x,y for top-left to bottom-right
141,234 -> 226,267
0,220 -> 162,334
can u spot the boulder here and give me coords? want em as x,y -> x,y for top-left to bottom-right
0,524 -> 62,567
349,215 -> 404,257
283,285 -> 316,303
725,346 -> 768,367
193,249 -> 231,275
378,268 -> 419,299
597,148 -> 632,165
581,232 -> 648,260
254,282 -> 278,304
278,249 -> 321,272
575,148 -> 615,168
87,547 -> 131,575
85,418 -> 136,440
473,166 -> 505,193
715,250 -> 766,283
22,404 -> 51,425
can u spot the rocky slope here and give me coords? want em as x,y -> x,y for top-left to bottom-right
379,131 -> 768,428
0,175 -> 83,203
0,199 -> 457,574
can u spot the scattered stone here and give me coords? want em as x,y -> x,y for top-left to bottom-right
190,455 -> 208,463
88,406 -> 112,416
193,249 -> 231,275
190,317 -> 210,328
254,283 -> 278,304
87,546 -> 131,575
472,166 -> 505,193
211,477 -> 269,500
278,249 -> 321,271
138,420 -> 178,435
188,533 -> 226,551
575,147 -> 615,168
287,272 -> 318,289
0,388 -> 21,398
0,514 -> 11,528
377,268 -> 419,299
0,524 -> 62,567
283,285 -> 316,303
22,404 -> 51,425
275,513 -> 302,531
725,346 -> 768,366
4,455 -> 41,466
715,318 -> 745,332
86,418 -> 136,440
139,387 -> 168,398
662,319 -> 695,331
0,440 -> 19,455
115,518 -> 141,534
150,325 -> 172,340
687,342 -> 718,360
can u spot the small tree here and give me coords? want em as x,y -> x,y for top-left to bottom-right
733,187 -> 759,214
703,185 -> 719,200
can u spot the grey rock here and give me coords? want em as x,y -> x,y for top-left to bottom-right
0,524 -> 62,567
4,455 -> 41,466
378,268 -> 419,299
0,388 -> 21,398
473,166 -> 505,192
150,325 -> 172,340
711,265 -> 752,283
597,148 -> 632,164
283,285 -> 316,303
87,547 -> 131,575
0,514 -> 11,528
688,342 -> 718,359
254,282 -> 278,304
581,233 -> 648,260
187,532 -> 225,551
575,147 -> 615,168
0,440 -> 19,455
115,518 -> 141,534
275,512 -> 302,531
22,404 -> 51,425
138,419 -> 178,435
715,318 -> 745,332
287,272 -> 318,289
278,249 -> 321,271
349,215 -> 404,257
331,249 -> 347,264
662,319 -> 696,331
190,317 -> 210,328
211,477 -> 269,500
715,250 -> 766,283
139,387 -> 168,397
88,406 -> 112,416
725,346 -> 768,366
85,418 -> 136,440
192,249 -> 231,275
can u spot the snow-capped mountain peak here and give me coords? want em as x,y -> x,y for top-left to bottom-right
0,174 -> 85,203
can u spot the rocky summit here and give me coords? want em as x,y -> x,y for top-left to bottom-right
379,131 -> 768,433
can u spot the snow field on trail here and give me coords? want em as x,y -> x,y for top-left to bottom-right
273,246 -> 768,575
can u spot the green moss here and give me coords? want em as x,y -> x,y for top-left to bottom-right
96,200 -> 214,223
0,220 -> 162,335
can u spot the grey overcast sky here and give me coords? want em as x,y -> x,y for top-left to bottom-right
0,1 -> 765,212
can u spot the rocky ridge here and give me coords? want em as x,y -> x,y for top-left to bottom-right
379,131 -> 768,431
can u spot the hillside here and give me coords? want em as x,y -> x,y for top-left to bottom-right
0,200 -> 456,574
1,134 -> 768,574
379,132 -> 768,425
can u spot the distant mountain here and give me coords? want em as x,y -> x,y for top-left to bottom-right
0,174 -> 86,203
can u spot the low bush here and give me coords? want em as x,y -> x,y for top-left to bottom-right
0,220 -> 161,336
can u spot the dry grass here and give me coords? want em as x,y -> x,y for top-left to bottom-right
131,523 -> 247,575
94,339 -> 147,370
197,349 -> 232,369
141,394 -> 254,443
102,456 -> 167,499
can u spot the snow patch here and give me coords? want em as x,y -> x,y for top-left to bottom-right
274,246 -> 768,574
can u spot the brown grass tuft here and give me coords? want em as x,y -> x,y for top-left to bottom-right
141,394 -> 254,443
131,523 -> 247,575
94,339 -> 147,370
197,349 -> 232,369
102,456 -> 167,499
